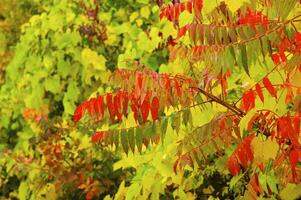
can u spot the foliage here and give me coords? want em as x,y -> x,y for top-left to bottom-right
0,0 -> 40,84
1,0 -> 301,200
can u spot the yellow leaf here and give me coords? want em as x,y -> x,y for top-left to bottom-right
251,137 -> 279,164
140,6 -> 150,19
130,12 -> 139,22
81,48 -> 106,70
239,108 -> 256,134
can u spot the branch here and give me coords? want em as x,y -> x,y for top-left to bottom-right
195,87 -> 245,117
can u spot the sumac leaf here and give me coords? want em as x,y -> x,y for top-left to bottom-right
113,130 -> 119,150
160,117 -> 168,144
255,83 -> 264,103
151,96 -> 160,122
140,94 -> 150,123
135,127 -> 143,153
262,77 -> 277,98
121,130 -> 129,155
106,93 -> 115,123
128,128 -> 135,153
91,131 -> 105,144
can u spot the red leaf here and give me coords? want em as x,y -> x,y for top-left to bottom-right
285,87 -> 293,104
271,54 -> 280,65
74,104 -> 84,125
122,91 -> 129,116
242,89 -> 255,111
130,93 -> 139,122
193,0 -> 203,14
91,131 -> 105,144
114,91 -> 123,122
180,3 -> 185,12
262,77 -> 277,98
140,94 -> 150,123
187,1 -> 192,13
174,3 -> 179,19
255,83 -> 264,103
181,154 -> 194,170
266,183 -> 273,195
106,93 -> 115,123
137,72 -> 143,90
177,25 -> 188,38
85,192 -> 93,200
95,95 -> 104,119
159,8 -> 165,20
174,79 -> 182,97
87,98 -> 96,116
293,116 -> 300,136
173,159 -> 179,175
151,96 -> 160,121
227,155 -> 240,176
236,148 -> 248,169
289,149 -> 300,182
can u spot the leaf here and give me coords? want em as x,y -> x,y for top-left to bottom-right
151,96 -> 160,122
121,129 -> 129,155
81,48 -> 106,70
106,93 -> 115,123
91,131 -> 105,144
289,149 -> 301,181
113,130 -> 120,150
130,94 -> 139,122
122,91 -> 129,116
239,44 -> 250,76
114,91 -> 123,122
178,25 -> 188,38
229,173 -> 244,190
135,127 -> 143,153
171,113 -> 181,133
188,23 -> 197,44
280,183 -> 301,200
251,138 -> 278,164
242,89 -> 255,112
95,95 -> 105,118
160,117 -> 168,144
128,128 -> 135,153
255,83 -> 264,103
227,155 -> 240,176
262,77 -> 277,98
74,104 -> 84,125
140,94 -> 150,123
44,75 -> 61,94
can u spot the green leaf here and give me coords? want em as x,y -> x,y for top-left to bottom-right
128,128 -> 135,153
114,130 -> 120,150
229,173 -> 244,190
44,75 -> 61,94
239,44 -> 250,76
160,117 -> 168,144
171,113 -> 181,133
135,127 -> 143,153
121,129 -> 129,155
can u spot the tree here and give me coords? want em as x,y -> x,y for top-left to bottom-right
1,0 -> 301,199
74,0 -> 301,199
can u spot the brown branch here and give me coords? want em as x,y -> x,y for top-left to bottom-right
195,87 -> 245,117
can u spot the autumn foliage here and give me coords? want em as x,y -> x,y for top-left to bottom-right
1,0 -> 301,199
